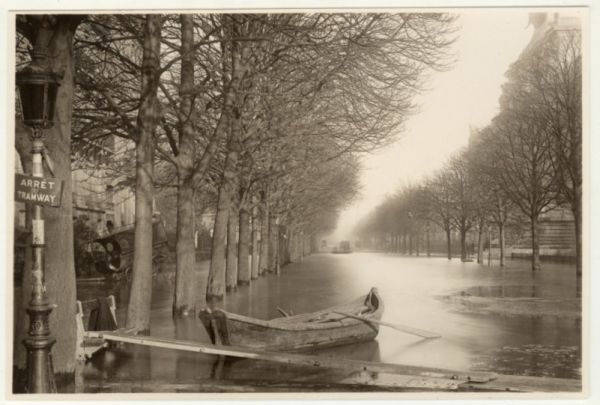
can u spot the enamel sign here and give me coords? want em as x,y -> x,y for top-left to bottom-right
15,173 -> 63,207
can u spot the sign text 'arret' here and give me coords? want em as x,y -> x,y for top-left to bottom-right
15,173 -> 63,207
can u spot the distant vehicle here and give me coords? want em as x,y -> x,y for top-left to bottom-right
332,240 -> 352,254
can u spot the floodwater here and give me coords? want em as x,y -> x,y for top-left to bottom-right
77,252 -> 582,392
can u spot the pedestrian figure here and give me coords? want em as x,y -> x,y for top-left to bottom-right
95,218 -> 107,238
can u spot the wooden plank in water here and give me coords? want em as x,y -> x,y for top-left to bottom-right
91,331 -> 491,383
459,373 -> 581,393
340,371 -> 460,390
81,378 -> 454,393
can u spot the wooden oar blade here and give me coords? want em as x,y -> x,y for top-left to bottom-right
334,311 -> 441,339
387,322 -> 441,339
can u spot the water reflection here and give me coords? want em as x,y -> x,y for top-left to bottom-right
78,253 -> 581,391
310,339 -> 381,363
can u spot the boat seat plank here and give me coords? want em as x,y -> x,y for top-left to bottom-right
272,296 -> 368,325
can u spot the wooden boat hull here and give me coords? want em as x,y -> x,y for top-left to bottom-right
200,288 -> 383,351
224,318 -> 378,351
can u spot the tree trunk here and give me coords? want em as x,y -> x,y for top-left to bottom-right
460,226 -> 467,261
250,207 -> 259,279
275,222 -> 281,274
173,175 -> 196,316
415,232 -> 420,256
572,203 -> 582,277
445,226 -> 452,260
172,14 -> 197,318
14,16 -> 83,389
126,15 -> 162,333
237,208 -> 251,285
487,226 -> 492,266
35,18 -> 79,382
477,222 -> 484,264
287,230 -> 294,260
499,222 -> 505,267
269,216 -> 278,273
426,225 -> 431,257
283,226 -> 291,265
206,182 -> 231,303
226,205 -> 239,292
206,14 -> 247,302
289,228 -> 300,262
259,199 -> 270,275
206,147 -> 237,303
531,215 -> 541,271
14,124 -> 32,392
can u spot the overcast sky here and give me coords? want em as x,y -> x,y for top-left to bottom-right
327,9 -> 536,243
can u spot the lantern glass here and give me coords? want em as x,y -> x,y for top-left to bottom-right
17,79 -> 59,129
16,53 -> 60,130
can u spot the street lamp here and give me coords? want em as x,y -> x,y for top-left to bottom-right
16,47 -> 60,393
17,50 -> 60,132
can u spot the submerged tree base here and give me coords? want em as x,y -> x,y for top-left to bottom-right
206,294 -> 225,306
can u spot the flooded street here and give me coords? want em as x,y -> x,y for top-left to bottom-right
77,252 -> 581,392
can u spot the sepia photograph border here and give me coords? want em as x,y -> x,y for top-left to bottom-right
1,0 -> 597,403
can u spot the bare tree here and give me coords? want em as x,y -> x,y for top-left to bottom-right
444,152 -> 477,261
469,138 -> 516,267
425,172 -> 455,260
482,103 -> 559,271
522,29 -> 582,276
125,15 -> 163,332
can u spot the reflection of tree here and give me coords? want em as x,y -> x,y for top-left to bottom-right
86,346 -> 131,381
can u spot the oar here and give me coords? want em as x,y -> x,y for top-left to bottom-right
334,311 -> 441,339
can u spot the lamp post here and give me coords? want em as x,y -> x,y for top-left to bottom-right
16,47 -> 60,393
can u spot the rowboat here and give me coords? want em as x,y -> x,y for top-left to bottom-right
199,288 -> 383,351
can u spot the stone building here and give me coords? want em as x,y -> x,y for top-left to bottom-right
70,136 -> 136,231
492,12 -> 580,260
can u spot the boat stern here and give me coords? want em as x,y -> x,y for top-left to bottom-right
199,308 -> 231,345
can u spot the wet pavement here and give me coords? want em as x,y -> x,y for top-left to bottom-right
76,252 -> 582,392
